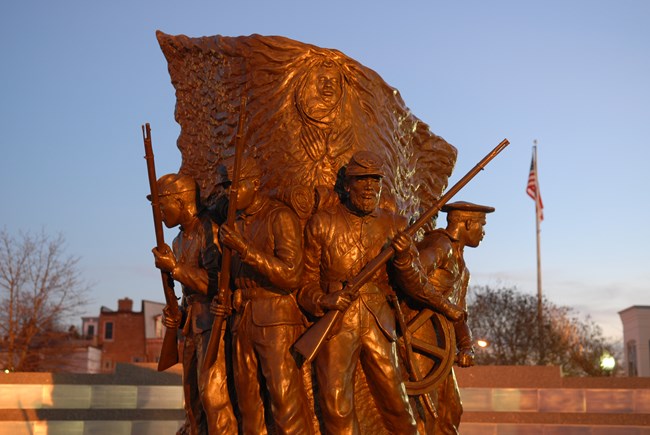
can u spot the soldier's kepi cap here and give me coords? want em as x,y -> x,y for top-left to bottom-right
442,201 -> 495,214
345,150 -> 385,178
147,173 -> 196,200
217,155 -> 262,185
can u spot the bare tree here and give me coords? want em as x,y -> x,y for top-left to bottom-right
467,285 -> 619,376
0,229 -> 90,371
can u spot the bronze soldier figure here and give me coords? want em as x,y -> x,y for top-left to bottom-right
413,201 -> 494,434
298,150 -> 424,435
151,174 -> 237,435
216,157 -> 315,435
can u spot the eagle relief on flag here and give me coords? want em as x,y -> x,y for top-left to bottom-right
155,31 -> 459,434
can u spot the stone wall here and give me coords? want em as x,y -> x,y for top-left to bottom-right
456,365 -> 650,434
0,364 -> 184,435
1,364 -> 649,434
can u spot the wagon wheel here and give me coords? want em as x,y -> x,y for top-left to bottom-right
400,308 -> 455,395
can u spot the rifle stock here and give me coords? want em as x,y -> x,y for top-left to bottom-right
293,138 -> 510,363
143,123 -> 181,372
202,97 -> 247,376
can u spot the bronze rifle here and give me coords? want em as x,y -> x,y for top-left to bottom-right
293,138 -> 510,363
202,96 -> 247,376
143,123 -> 181,371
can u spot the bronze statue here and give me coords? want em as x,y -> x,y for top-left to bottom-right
150,174 -> 237,434
412,201 -> 494,434
215,157 -> 315,435
298,150 -> 433,434
148,31 -> 507,434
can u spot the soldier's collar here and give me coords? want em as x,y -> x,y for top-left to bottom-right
179,214 -> 200,232
239,196 -> 267,218
343,202 -> 378,218
443,228 -> 461,243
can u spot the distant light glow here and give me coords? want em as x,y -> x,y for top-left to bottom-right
600,353 -> 616,371
476,339 -> 489,348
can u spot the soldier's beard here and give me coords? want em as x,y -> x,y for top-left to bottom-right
348,194 -> 379,215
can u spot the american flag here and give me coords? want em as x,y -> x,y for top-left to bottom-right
526,147 -> 544,220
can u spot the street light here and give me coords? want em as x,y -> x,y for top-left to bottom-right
600,353 -> 616,375
476,339 -> 489,348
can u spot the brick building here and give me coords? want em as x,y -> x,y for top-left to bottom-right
83,298 -> 165,373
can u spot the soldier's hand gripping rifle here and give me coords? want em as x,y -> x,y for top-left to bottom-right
293,138 -> 510,363
202,97 -> 247,376
143,123 -> 181,372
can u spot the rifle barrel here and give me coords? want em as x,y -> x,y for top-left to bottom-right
143,122 -> 180,371
202,96 -> 247,376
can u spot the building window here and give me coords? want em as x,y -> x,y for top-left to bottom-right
154,314 -> 164,338
627,340 -> 637,376
104,321 -> 114,341
86,324 -> 95,338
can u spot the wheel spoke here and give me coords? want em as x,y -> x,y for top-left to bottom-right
407,308 -> 434,332
411,337 -> 447,359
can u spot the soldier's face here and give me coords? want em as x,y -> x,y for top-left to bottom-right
465,217 -> 486,247
159,195 -> 183,228
231,178 -> 258,211
347,175 -> 382,215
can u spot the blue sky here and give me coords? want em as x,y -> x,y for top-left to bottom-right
2,0 -> 648,339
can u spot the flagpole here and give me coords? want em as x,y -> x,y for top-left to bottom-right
533,141 -> 544,363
